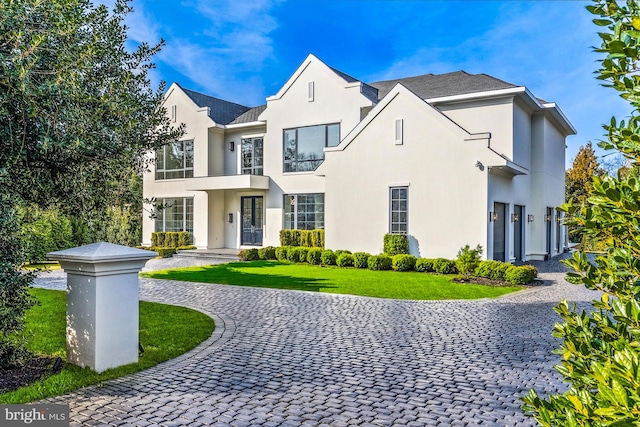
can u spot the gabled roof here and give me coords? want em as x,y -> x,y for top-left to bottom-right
370,71 -> 519,100
180,85 -> 250,125
229,105 -> 267,125
329,65 -> 379,104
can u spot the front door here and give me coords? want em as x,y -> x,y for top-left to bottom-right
546,207 -> 553,258
241,196 -> 263,246
493,202 -> 506,261
513,205 -> 524,262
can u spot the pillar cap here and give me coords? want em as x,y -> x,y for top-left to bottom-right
48,242 -> 157,263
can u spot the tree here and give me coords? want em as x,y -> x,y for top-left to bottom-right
522,0 -> 640,424
565,142 -> 605,205
0,0 -> 182,367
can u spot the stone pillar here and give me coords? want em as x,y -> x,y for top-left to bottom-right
48,242 -> 157,373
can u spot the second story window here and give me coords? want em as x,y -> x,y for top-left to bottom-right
241,137 -> 264,175
283,123 -> 339,172
155,140 -> 194,180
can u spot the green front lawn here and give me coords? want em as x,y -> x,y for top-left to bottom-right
0,288 -> 214,404
141,261 -> 522,300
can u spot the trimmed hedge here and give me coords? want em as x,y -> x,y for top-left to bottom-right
307,248 -> 323,265
258,246 -> 277,260
287,247 -> 308,263
383,234 -> 409,256
275,246 -> 290,261
415,258 -> 436,273
151,231 -> 192,248
321,250 -> 337,266
337,253 -> 354,268
392,254 -> 417,272
434,258 -> 457,274
353,252 -> 371,269
149,246 -> 175,258
368,254 -> 392,271
279,229 -> 325,248
238,248 -> 259,261
475,260 -> 510,280
505,265 -> 538,285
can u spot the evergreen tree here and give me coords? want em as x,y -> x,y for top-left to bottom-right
565,142 -> 604,204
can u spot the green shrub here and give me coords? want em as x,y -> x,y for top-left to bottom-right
287,247 -> 303,263
176,245 -> 197,250
475,260 -> 510,280
238,248 -> 259,261
383,234 -> 409,256
455,244 -> 483,278
0,263 -> 35,368
321,250 -> 337,266
434,258 -> 457,274
151,232 -> 192,248
297,247 -> 309,263
311,229 -> 325,248
258,246 -> 277,260
415,258 -> 436,273
275,246 -> 290,261
392,254 -> 417,272
505,265 -> 537,285
353,252 -> 371,269
279,230 -> 295,246
150,246 -> 176,258
336,253 -> 354,268
307,248 -> 323,265
279,229 -> 325,248
334,250 -> 352,257
368,254 -> 392,271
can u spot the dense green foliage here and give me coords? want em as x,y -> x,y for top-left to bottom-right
151,232 -> 192,248
353,252 -> 371,269
475,260 -> 510,281
143,261 -> 521,300
367,254 -> 393,271
275,246 -> 290,261
0,289 -> 214,403
18,205 -> 73,263
522,1 -> 640,424
321,250 -> 337,266
415,258 -> 436,273
238,248 -> 259,261
306,248 -> 323,265
455,245 -> 483,278
279,229 -> 324,248
434,258 -> 457,275
504,265 -> 538,286
392,254 -> 417,272
258,246 -> 277,260
383,234 -> 410,256
336,253 -> 354,268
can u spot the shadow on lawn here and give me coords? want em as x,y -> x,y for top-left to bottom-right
147,261 -> 335,292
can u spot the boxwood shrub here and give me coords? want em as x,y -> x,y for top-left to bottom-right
353,252 -> 371,269
334,250 -> 352,258
337,253 -> 354,268
307,248 -> 323,265
392,254 -> 417,272
321,250 -> 337,266
475,260 -> 510,280
368,254 -> 392,271
275,246 -> 290,261
415,258 -> 436,273
434,258 -> 457,274
383,234 -> 409,256
505,265 -> 538,285
287,247 -> 308,263
238,248 -> 259,261
150,246 -> 176,258
258,246 -> 277,260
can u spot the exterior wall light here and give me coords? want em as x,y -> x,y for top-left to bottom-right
228,213 -> 233,223
489,211 -> 497,222
528,214 -> 535,222
511,213 -> 519,222
228,141 -> 235,151
545,214 -> 552,222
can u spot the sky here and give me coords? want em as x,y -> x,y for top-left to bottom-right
103,0 -> 633,168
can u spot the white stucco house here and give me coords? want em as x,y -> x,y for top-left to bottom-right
142,54 -> 575,261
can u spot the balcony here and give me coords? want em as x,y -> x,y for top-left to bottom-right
184,174 -> 270,191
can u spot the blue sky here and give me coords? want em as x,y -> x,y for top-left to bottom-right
106,0 -> 633,168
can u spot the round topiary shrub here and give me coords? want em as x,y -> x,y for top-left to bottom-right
334,250 -> 352,258
415,258 -> 436,273
434,258 -> 457,274
337,253 -> 354,268
275,246 -> 290,261
287,247 -> 307,263
297,247 -> 309,263
368,254 -> 392,271
353,252 -> 371,269
475,260 -> 505,279
505,265 -> 537,285
321,250 -> 337,266
258,246 -> 277,260
238,248 -> 259,261
489,262 -> 511,281
392,254 -> 417,272
307,248 -> 323,265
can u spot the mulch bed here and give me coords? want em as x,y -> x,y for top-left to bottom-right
453,276 -> 532,287
0,357 -> 56,393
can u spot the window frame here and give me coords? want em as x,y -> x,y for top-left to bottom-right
241,136 -> 264,175
155,140 -> 194,180
389,186 -> 408,234
283,193 -> 325,230
154,197 -> 194,233
283,123 -> 340,173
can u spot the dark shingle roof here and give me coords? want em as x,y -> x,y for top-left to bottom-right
229,105 -> 267,125
181,86 -> 250,125
328,66 -> 379,103
370,71 -> 519,100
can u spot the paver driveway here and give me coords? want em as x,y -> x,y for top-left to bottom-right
35,269 -> 600,427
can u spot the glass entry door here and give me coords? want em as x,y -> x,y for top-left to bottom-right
514,205 -> 524,262
241,196 -> 263,246
493,202 -> 506,261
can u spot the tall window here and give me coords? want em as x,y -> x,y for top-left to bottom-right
283,194 -> 324,230
154,198 -> 194,232
241,137 -> 264,175
156,140 -> 194,180
283,123 -> 339,172
390,187 -> 408,234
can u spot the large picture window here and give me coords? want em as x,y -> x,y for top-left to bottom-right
155,140 -> 194,180
283,123 -> 339,172
283,194 -> 324,230
241,137 -> 264,175
154,198 -> 194,233
389,187 -> 408,234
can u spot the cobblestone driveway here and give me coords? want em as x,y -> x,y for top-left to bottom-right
35,267 -> 600,427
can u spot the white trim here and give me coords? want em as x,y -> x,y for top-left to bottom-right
308,81 -> 315,102
394,118 -> 403,145
224,121 -> 265,130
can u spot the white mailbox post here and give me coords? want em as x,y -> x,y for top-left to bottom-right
48,242 -> 157,373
